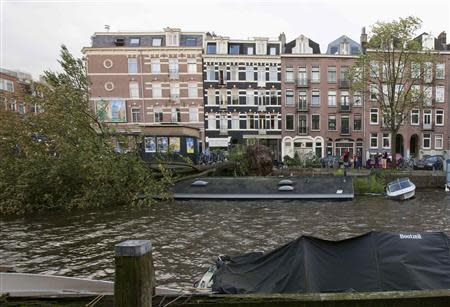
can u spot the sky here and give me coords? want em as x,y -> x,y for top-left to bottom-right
1,0 -> 450,79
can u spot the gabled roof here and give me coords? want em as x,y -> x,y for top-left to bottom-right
326,35 -> 361,55
414,32 -> 448,51
284,35 -> 320,54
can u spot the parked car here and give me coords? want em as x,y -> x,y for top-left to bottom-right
320,155 -> 340,168
413,155 -> 444,170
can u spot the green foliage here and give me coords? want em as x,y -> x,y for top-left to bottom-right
283,153 -> 321,168
353,174 -> 386,194
0,46 -> 172,216
227,144 -> 250,176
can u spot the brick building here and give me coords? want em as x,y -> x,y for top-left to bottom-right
363,31 -> 450,160
202,33 -> 282,160
0,68 -> 39,114
82,27 -> 206,152
281,35 -> 363,159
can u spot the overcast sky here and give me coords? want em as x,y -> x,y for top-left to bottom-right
2,0 -> 449,79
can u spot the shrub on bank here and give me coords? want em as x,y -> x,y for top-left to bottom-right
353,172 -> 386,194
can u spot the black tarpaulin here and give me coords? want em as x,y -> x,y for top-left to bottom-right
212,231 -> 450,294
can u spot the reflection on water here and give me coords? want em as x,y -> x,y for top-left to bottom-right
1,190 -> 449,288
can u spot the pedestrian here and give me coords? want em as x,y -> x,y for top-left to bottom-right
374,154 -> 380,168
203,147 -> 210,164
381,151 -> 387,169
343,149 -> 350,176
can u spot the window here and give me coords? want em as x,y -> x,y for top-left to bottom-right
154,107 -> 163,122
370,61 -> 379,78
436,86 -> 445,103
424,87 -> 432,106
341,91 -> 350,107
435,109 -> 444,126
229,44 -> 240,55
311,65 -> 320,83
129,81 -> 139,98
152,38 -> 162,46
411,62 -> 420,79
298,90 -> 307,110
436,63 -> 445,79
9,99 -> 16,112
188,83 -> 197,98
269,66 -> 277,81
128,58 -> 138,74
231,115 -> 239,129
370,133 -> 378,148
423,109 -> 432,126
353,91 -> 362,106
230,65 -> 238,81
285,66 -> 294,82
435,134 -> 443,149
131,108 -> 141,122
18,103 -> 25,114
171,108 -> 181,123
246,90 -> 254,105
170,83 -> 180,100
185,37 -> 197,46
207,43 -> 216,54
340,66 -> 348,81
328,90 -> 336,106
285,90 -> 294,106
187,58 -> 197,73
219,89 -> 227,106
231,88 -> 239,105
327,66 -> 337,83
353,114 -> 362,131
370,108 -> 379,124
285,114 -> 294,131
169,58 -> 179,75
207,88 -> 216,105
328,115 -> 336,131
150,58 -> 160,73
422,133 -> 431,149
311,90 -> 320,106
206,66 -> 215,80
311,114 -> 320,131
411,109 -> 420,125
247,46 -> 254,55
269,47 -> 277,55
424,62 -> 433,83
257,67 -> 266,85
207,114 -> 216,129
370,84 -> 378,101
189,108 -> 198,122
246,66 -> 254,81
0,79 -> 14,92
270,89 -> 278,105
298,66 -> 307,85
130,38 -> 140,46
298,115 -> 307,134
382,133 -> 390,149
151,83 -> 162,98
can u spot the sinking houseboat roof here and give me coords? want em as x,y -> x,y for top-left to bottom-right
173,176 -> 354,200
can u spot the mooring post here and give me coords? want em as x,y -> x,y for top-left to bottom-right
115,240 -> 154,307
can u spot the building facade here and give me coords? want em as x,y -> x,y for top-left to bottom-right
0,68 -> 39,114
202,34 -> 283,160
281,35 -> 363,160
363,32 -> 449,160
82,27 -> 206,151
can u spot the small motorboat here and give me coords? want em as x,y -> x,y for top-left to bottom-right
386,178 -> 415,200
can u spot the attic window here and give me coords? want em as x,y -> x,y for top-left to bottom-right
114,38 -> 125,46
152,38 -> 162,47
130,38 -> 140,46
185,37 -> 197,46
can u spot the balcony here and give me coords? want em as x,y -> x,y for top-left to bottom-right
339,80 -> 350,89
339,104 -> 351,112
422,123 -> 434,130
219,103 -> 228,110
340,127 -> 351,136
169,69 -> 179,80
258,105 -> 266,112
257,80 -> 266,87
298,127 -> 308,135
297,101 -> 308,112
297,78 -> 310,88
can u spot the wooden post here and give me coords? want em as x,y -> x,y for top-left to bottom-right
114,240 -> 154,307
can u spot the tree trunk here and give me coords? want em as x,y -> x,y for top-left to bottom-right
391,131 -> 397,168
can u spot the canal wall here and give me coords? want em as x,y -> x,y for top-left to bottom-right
272,169 -> 446,189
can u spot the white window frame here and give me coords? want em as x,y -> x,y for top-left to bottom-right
152,83 -> 162,98
247,46 -> 254,55
269,47 -> 277,55
152,38 -> 162,46
410,109 -> 420,125
187,58 -> 197,74
382,133 -> 391,149
436,63 -> 445,79
188,83 -> 198,98
435,86 -> 445,103
245,66 -> 254,81
285,67 -> 294,83
129,81 -> 139,99
189,108 -> 198,122
422,133 -> 431,149
370,133 -> 378,149
311,114 -> 320,131
151,58 -> 161,74
311,90 -> 320,106
269,66 -> 277,82
246,90 -> 255,105
154,107 -> 163,122
423,109 -> 432,125
128,58 -> 138,74
170,83 -> 180,100
207,113 -> 216,130
435,109 -> 444,126
206,66 -> 215,81
231,115 -> 239,130
311,65 -> 320,83
327,90 -> 336,106
131,108 -> 141,123
285,90 -> 294,106
435,134 -> 443,149
370,108 -> 379,125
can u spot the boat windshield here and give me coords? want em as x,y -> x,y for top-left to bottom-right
388,182 -> 402,192
399,180 -> 411,189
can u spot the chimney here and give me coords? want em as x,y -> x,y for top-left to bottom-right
438,31 -> 446,47
279,32 -> 286,53
360,27 -> 368,53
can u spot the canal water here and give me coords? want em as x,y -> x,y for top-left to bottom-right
1,190 -> 449,288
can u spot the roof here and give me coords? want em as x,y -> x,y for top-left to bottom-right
414,32 -> 448,51
284,35 -> 321,54
326,35 -> 361,55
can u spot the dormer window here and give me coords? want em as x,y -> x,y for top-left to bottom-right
207,43 -> 217,54
247,46 -> 254,55
185,37 -> 197,46
114,38 -> 125,46
130,38 -> 140,46
152,38 -> 162,47
422,34 -> 434,50
229,44 -> 240,55
339,41 -> 349,55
